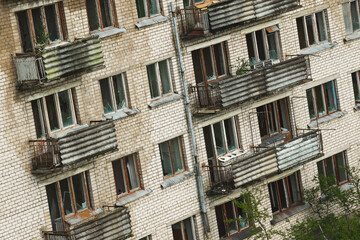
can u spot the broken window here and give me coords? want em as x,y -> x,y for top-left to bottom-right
296,11 -> 328,49
99,73 -> 128,114
46,172 -> 91,231
86,0 -> 116,31
16,3 -> 66,52
172,217 -> 196,240
191,42 -> 228,85
136,0 -> 160,19
215,199 -> 249,238
306,80 -> 338,120
159,137 -> 185,178
268,171 -> 302,213
147,59 -> 173,99
343,1 -> 360,34
352,71 -> 360,103
31,89 -> 76,138
112,154 -> 141,196
317,152 -> 348,186
256,98 -> 291,141
246,26 -> 280,65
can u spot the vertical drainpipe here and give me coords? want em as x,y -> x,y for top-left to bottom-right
170,2 -> 210,233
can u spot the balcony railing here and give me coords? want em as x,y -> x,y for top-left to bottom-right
43,231 -> 72,240
190,83 -> 222,113
13,35 -> 104,90
203,165 -> 233,195
30,120 -> 117,174
176,7 -> 209,37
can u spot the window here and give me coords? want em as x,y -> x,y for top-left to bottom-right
159,137 -> 185,178
268,171 -> 302,213
192,42 -> 228,85
46,172 -> 91,231
317,152 -> 348,185
16,2 -> 66,52
136,0 -> 160,19
147,59 -> 173,99
256,98 -> 291,140
112,154 -> 141,196
183,0 -> 203,7
352,71 -> 360,103
31,89 -> 76,138
215,200 -> 249,238
99,73 -> 128,114
296,11 -> 328,49
246,26 -> 280,65
306,80 -> 338,120
86,0 -> 117,32
343,1 -> 360,34
203,117 -> 240,163
172,217 -> 196,240
139,236 -> 152,240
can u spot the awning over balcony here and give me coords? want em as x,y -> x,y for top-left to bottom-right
207,0 -> 300,31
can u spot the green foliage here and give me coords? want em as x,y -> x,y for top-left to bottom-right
35,23 -> 50,51
232,57 -> 251,76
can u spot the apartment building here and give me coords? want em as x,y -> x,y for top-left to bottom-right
0,0 -> 359,239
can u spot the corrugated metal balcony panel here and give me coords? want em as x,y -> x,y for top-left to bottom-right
232,149 -> 277,188
253,0 -> 299,19
58,121 -> 118,165
71,207 -> 132,240
41,36 -> 104,80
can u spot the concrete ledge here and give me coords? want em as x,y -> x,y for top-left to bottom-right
300,42 -> 337,55
148,94 -> 181,108
161,171 -> 193,189
103,108 -> 140,121
307,110 -> 347,128
271,203 -> 311,225
353,104 -> 360,111
116,189 -> 152,206
135,16 -> 168,28
92,28 -> 126,39
344,31 -> 360,42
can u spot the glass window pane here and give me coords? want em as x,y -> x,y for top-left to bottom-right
112,74 -> 127,110
316,11 -> 327,42
125,155 -> 140,190
136,0 -> 146,18
315,85 -> 326,116
267,32 -> 279,60
324,81 -> 338,113
268,182 -> 279,212
246,33 -> 257,64
213,43 -> 226,76
306,89 -> 317,119
86,0 -> 100,31
99,0 -> 113,28
192,49 -> 205,84
288,173 -> 301,204
296,17 -> 307,49
147,63 -> 160,98
351,1 -> 360,31
72,174 -> 87,211
278,179 -> 289,210
278,99 -> 289,132
352,72 -> 360,101
213,122 -> 226,156
59,179 -> 74,216
46,183 -> 62,231
32,100 -> 45,138
149,0 -> 159,16
58,90 -> 74,128
326,157 -> 336,178
112,159 -> 127,194
32,8 -> 45,45
224,118 -> 236,152
159,60 -> 172,95
305,15 -> 316,45
317,160 -> 326,177
202,47 -> 215,81
183,218 -> 194,240
172,222 -> 183,240
45,5 -> 61,42
335,152 -> 347,183
225,202 -> 238,234
170,138 -> 184,173
45,94 -> 60,131
236,199 -> 249,229
17,11 -> 34,52
257,106 -> 268,138
100,78 -> 114,114
215,205 -> 227,238
160,142 -> 173,176
267,103 -> 279,135
255,30 -> 266,61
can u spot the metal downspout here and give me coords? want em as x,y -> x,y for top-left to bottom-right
170,2 -> 210,233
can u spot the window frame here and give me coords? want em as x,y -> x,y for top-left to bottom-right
16,2 -> 66,52
343,0 -> 360,34
171,216 -> 196,240
112,153 -> 142,198
147,59 -> 173,100
352,71 -> 360,103
306,80 -> 339,120
99,73 -> 129,115
317,152 -> 349,186
136,0 -> 161,19
296,10 -> 329,49
159,136 -> 186,179
85,0 -> 118,32
268,171 -> 303,214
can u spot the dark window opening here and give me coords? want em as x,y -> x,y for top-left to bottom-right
86,0 -> 116,32
317,151 -> 349,186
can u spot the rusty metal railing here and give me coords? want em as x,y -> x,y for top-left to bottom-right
190,83 -> 222,111
176,7 -> 209,37
43,231 -> 72,240
30,139 -> 60,170
203,165 -> 234,195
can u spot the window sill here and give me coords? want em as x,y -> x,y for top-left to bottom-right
225,227 -> 260,240
353,103 -> 360,111
51,124 -> 89,138
271,203 -> 311,225
148,94 -> 182,108
103,108 -> 140,121
115,189 -> 152,207
307,110 -> 347,128
344,31 -> 360,42
161,171 -> 193,189
135,15 -> 168,28
92,27 -> 126,39
259,132 -> 288,147
65,208 -> 101,225
300,42 -> 338,55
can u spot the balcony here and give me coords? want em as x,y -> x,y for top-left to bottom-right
13,35 -> 104,90
205,130 -> 322,194
176,7 -> 209,38
203,165 -> 233,196
30,120 -> 117,174
42,207 -> 132,240
190,83 -> 222,114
